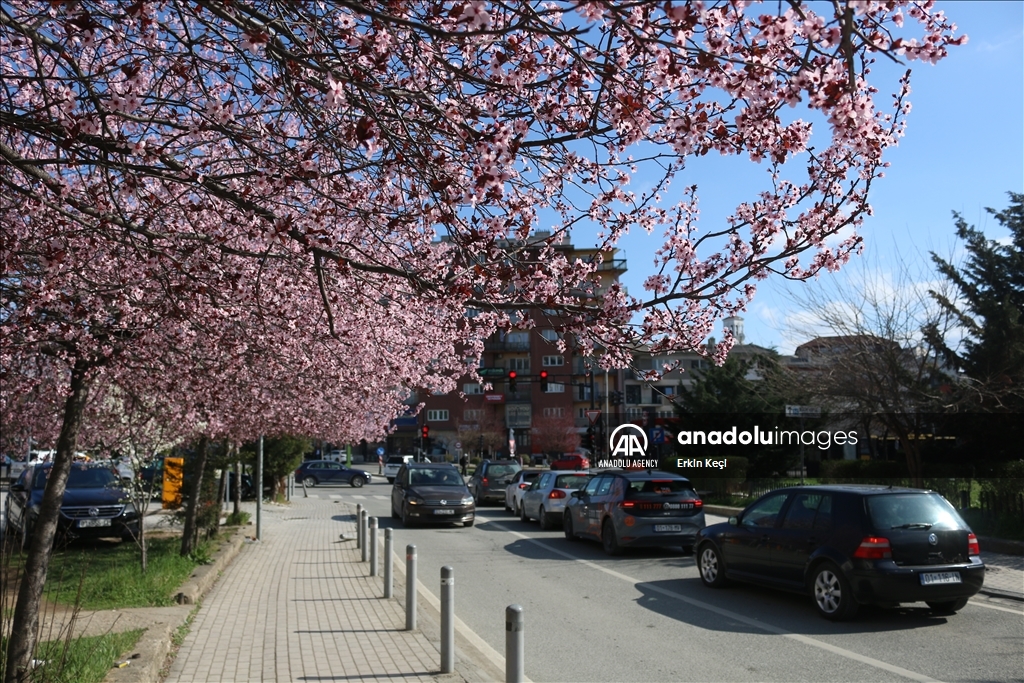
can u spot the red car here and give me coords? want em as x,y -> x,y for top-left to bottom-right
549,453 -> 589,470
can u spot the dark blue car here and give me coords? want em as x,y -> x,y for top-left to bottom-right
295,460 -> 372,488
695,485 -> 984,621
4,462 -> 141,549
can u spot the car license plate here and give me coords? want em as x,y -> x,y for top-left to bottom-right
653,524 -> 682,532
433,509 -> 455,515
78,518 -> 111,528
920,572 -> 961,586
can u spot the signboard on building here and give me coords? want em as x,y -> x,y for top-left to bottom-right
484,393 -> 505,403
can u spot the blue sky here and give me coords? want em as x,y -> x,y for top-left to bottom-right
611,1 -> 1023,355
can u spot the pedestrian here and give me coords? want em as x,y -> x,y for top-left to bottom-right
460,454 -> 468,477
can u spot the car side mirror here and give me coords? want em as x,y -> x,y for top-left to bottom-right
728,516 -> 739,526
571,490 -> 582,498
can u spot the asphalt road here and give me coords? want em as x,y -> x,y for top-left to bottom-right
340,480 -> 1022,683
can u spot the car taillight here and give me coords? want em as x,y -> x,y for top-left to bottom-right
619,500 -> 636,509
548,490 -> 566,499
482,477 -> 488,486
968,532 -> 980,556
694,499 -> 703,509
853,536 -> 892,560
518,483 -> 529,489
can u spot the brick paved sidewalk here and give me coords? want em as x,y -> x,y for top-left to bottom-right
164,497 -> 499,683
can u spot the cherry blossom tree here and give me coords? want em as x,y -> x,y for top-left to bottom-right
2,1 -> 965,678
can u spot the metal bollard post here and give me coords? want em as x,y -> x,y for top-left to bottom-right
505,604 -> 524,683
405,544 -> 417,631
441,566 -> 455,673
369,517 -> 379,576
360,509 -> 368,562
355,504 -> 363,549
383,528 -> 393,598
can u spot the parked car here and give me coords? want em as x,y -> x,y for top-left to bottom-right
504,470 -> 542,515
563,470 -> 704,555
384,455 -> 415,483
549,453 -> 590,470
467,459 -> 522,505
295,460 -> 372,488
521,471 -> 591,529
4,462 -> 140,548
695,485 -> 985,621
391,463 -> 475,527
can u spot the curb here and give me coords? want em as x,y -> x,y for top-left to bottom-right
979,586 -> 1024,602
103,528 -> 248,683
977,535 -> 1024,557
174,530 -> 246,604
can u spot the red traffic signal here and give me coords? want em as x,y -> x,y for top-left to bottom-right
539,370 -> 549,392
507,370 -> 517,392
421,425 -> 429,439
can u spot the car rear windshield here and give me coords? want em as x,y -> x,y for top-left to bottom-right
386,457 -> 406,464
625,479 -> 698,499
867,493 -> 966,531
487,464 -> 521,477
34,467 -> 118,490
554,473 -> 590,489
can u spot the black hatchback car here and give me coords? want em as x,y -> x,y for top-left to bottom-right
391,463 -> 475,527
5,462 -> 140,548
295,460 -> 372,488
696,485 -> 985,621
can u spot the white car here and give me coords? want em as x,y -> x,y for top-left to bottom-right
504,470 -> 542,516
383,455 -> 414,483
521,471 -> 591,530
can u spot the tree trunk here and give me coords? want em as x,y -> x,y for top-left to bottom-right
180,435 -> 209,557
4,359 -> 92,683
233,460 -> 241,516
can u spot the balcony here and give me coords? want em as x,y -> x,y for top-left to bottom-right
594,259 -> 627,272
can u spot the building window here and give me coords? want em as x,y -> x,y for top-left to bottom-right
540,330 -> 559,342
626,407 -> 643,419
506,404 -> 531,428
463,383 -> 482,395
625,385 -> 642,404
543,407 -> 565,418
509,357 -> 530,371
427,410 -> 449,422
463,409 -> 483,422
578,384 -> 592,401
545,382 -> 566,393
542,355 -> 564,367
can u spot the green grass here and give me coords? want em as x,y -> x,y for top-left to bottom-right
43,537 -> 208,610
1,630 -> 144,683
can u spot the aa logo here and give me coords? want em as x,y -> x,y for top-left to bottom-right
609,424 -> 648,458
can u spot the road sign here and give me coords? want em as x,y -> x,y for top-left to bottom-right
376,447 -> 385,456
785,405 -> 821,418
586,410 -> 601,424
652,427 -> 667,444
454,441 -> 462,450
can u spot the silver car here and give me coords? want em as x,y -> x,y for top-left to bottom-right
504,470 -> 542,515
563,470 -> 705,555
520,471 -> 591,529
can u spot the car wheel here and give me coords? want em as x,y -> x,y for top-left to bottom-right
302,476 -> 317,488
520,502 -> 529,522
351,476 -> 366,488
812,561 -> 859,621
601,519 -> 622,556
697,543 -> 729,588
504,497 -> 512,513
563,513 -> 578,541
539,507 -> 551,530
927,598 -> 969,614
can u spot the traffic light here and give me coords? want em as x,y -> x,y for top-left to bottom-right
539,370 -> 548,392
508,369 -> 517,393
421,425 -> 429,439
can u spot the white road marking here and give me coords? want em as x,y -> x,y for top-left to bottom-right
489,520 -> 948,683
968,600 -> 1024,615
352,494 -> 367,499
329,495 -> 342,499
